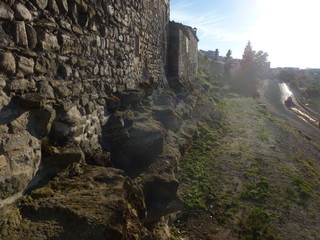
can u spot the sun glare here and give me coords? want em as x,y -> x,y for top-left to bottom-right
253,0 -> 320,68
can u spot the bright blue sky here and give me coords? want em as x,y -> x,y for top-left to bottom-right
171,0 -> 320,69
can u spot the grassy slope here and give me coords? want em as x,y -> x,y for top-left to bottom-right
173,73 -> 320,240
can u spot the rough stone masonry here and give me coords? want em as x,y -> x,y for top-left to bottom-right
0,0 -> 171,202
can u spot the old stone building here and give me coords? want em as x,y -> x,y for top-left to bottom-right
167,21 -> 199,90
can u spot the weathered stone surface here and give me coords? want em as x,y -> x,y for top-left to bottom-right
116,89 -> 144,107
47,0 -> 59,15
85,147 -> 112,167
38,32 -> 60,51
0,52 -> 16,75
17,56 -> 34,75
6,78 -> 36,92
30,0 -> 48,10
50,106 -> 85,142
0,2 -> 14,21
102,114 -> 129,146
25,24 -> 37,49
0,166 -> 150,240
153,106 -> 182,132
0,131 -> 41,200
55,0 -> 68,15
15,21 -> 28,47
111,116 -> 164,175
57,64 -> 72,79
13,3 -> 32,21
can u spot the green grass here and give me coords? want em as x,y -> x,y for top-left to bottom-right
241,179 -> 270,203
180,124 -> 227,210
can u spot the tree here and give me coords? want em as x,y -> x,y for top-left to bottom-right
224,49 -> 232,62
238,41 -> 258,97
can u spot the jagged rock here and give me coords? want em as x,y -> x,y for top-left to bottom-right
0,166 -> 150,240
55,0 -> 68,15
51,81 -> 72,98
0,2 -> 14,21
103,113 -> 129,146
85,147 -> 112,167
41,141 -> 84,176
37,81 -> 55,99
30,0 -> 48,10
15,21 -> 28,47
139,170 -> 181,223
116,89 -> 143,108
17,56 -> 34,75
0,52 -> 16,75
153,106 -> 182,132
13,3 -> 32,21
111,116 -> 164,175
50,106 -> 85,143
38,32 -> 60,51
8,111 -> 29,134
0,131 -> 41,201
25,24 -> 37,49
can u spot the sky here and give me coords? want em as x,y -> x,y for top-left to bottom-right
170,0 -> 320,69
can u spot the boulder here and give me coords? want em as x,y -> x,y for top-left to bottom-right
116,89 -> 143,108
102,113 -> 129,146
153,106 -> 182,132
111,116 -> 164,175
0,131 -> 41,201
0,2 -> 14,21
0,166 -> 151,240
0,52 -> 16,75
13,3 -> 32,21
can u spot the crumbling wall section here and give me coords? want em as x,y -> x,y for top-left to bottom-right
167,21 -> 198,90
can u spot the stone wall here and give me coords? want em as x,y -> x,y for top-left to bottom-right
167,21 -> 198,90
0,0 -> 170,203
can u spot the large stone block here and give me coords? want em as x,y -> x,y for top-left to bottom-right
15,21 -> 28,47
13,3 -> 32,21
0,52 -> 16,75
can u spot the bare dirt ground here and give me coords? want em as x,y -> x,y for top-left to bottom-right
174,89 -> 320,240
